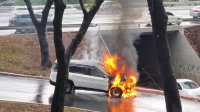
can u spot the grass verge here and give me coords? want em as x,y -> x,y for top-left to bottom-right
0,33 -> 84,77
0,100 -> 90,112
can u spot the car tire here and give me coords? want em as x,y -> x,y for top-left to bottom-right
168,23 -> 173,25
193,17 -> 197,19
110,87 -> 123,98
20,24 -> 28,33
15,30 -> 21,34
146,24 -> 151,27
66,81 -> 73,94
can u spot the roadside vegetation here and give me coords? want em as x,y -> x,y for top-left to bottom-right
0,100 -> 90,112
0,33 -> 84,77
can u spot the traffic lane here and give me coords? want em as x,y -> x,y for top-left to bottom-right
0,22 -> 195,36
56,91 -> 199,112
0,75 -> 200,112
0,75 -> 54,104
0,9 -> 194,26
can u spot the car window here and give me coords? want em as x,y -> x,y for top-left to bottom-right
166,11 -> 173,16
21,14 -> 30,18
70,66 -> 90,75
177,83 -> 182,90
11,14 -> 20,19
180,81 -> 199,89
90,67 -> 104,77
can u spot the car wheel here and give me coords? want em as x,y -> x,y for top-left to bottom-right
20,24 -> 28,33
110,87 -> 123,98
15,30 -> 21,34
66,81 -> 73,94
168,23 -> 173,25
146,24 -> 151,27
193,17 -> 197,19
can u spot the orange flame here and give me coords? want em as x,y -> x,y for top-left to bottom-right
103,53 -> 138,98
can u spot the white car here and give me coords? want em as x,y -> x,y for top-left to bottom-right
146,11 -> 182,26
177,79 -> 200,98
49,60 -> 110,93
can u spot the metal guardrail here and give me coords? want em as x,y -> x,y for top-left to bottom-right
0,23 -> 98,30
0,20 -> 152,34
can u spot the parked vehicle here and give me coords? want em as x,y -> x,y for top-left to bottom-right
8,13 -> 53,34
177,79 -> 200,98
190,6 -> 200,19
146,11 -> 182,26
49,60 -> 111,93
98,1 -> 122,14
0,1 -> 15,6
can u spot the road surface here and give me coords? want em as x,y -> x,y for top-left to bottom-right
0,75 -> 199,112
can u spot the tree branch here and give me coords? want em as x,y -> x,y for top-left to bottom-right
24,0 -> 38,27
79,0 -> 88,16
66,0 -> 104,58
41,0 -> 54,26
88,0 -> 104,15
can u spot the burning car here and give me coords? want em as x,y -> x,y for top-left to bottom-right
102,53 -> 138,98
49,53 -> 138,98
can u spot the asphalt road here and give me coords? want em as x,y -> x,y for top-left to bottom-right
0,6 -> 200,36
0,75 -> 199,112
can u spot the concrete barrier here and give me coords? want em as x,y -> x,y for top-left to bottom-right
101,25 -> 200,85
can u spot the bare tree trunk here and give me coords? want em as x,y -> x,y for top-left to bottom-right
37,28 -> 52,68
51,0 -> 103,112
24,0 -> 53,68
147,0 -> 182,112
51,0 -> 67,112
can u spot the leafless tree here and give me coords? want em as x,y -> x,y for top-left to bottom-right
24,0 -> 53,68
51,0 -> 104,112
147,0 -> 182,112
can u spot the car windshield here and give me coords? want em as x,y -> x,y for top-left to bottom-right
180,81 -> 199,89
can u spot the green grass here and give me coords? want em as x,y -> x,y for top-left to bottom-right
0,100 -> 90,112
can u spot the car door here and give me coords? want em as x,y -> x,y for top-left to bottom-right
21,14 -> 32,26
69,65 -> 90,88
177,82 -> 188,96
88,67 -> 109,91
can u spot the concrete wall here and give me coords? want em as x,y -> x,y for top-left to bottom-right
168,31 -> 200,84
101,28 -> 200,85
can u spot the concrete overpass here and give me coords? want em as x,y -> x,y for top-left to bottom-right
98,25 -> 200,86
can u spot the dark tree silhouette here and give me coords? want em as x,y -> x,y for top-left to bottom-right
24,0 -> 52,68
147,0 -> 182,112
51,0 -> 104,112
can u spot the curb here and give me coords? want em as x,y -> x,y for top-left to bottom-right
0,71 -> 49,80
1,71 -> 200,103
0,99 -> 98,112
136,87 -> 200,102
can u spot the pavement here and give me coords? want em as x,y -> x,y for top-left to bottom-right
0,73 -> 200,112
